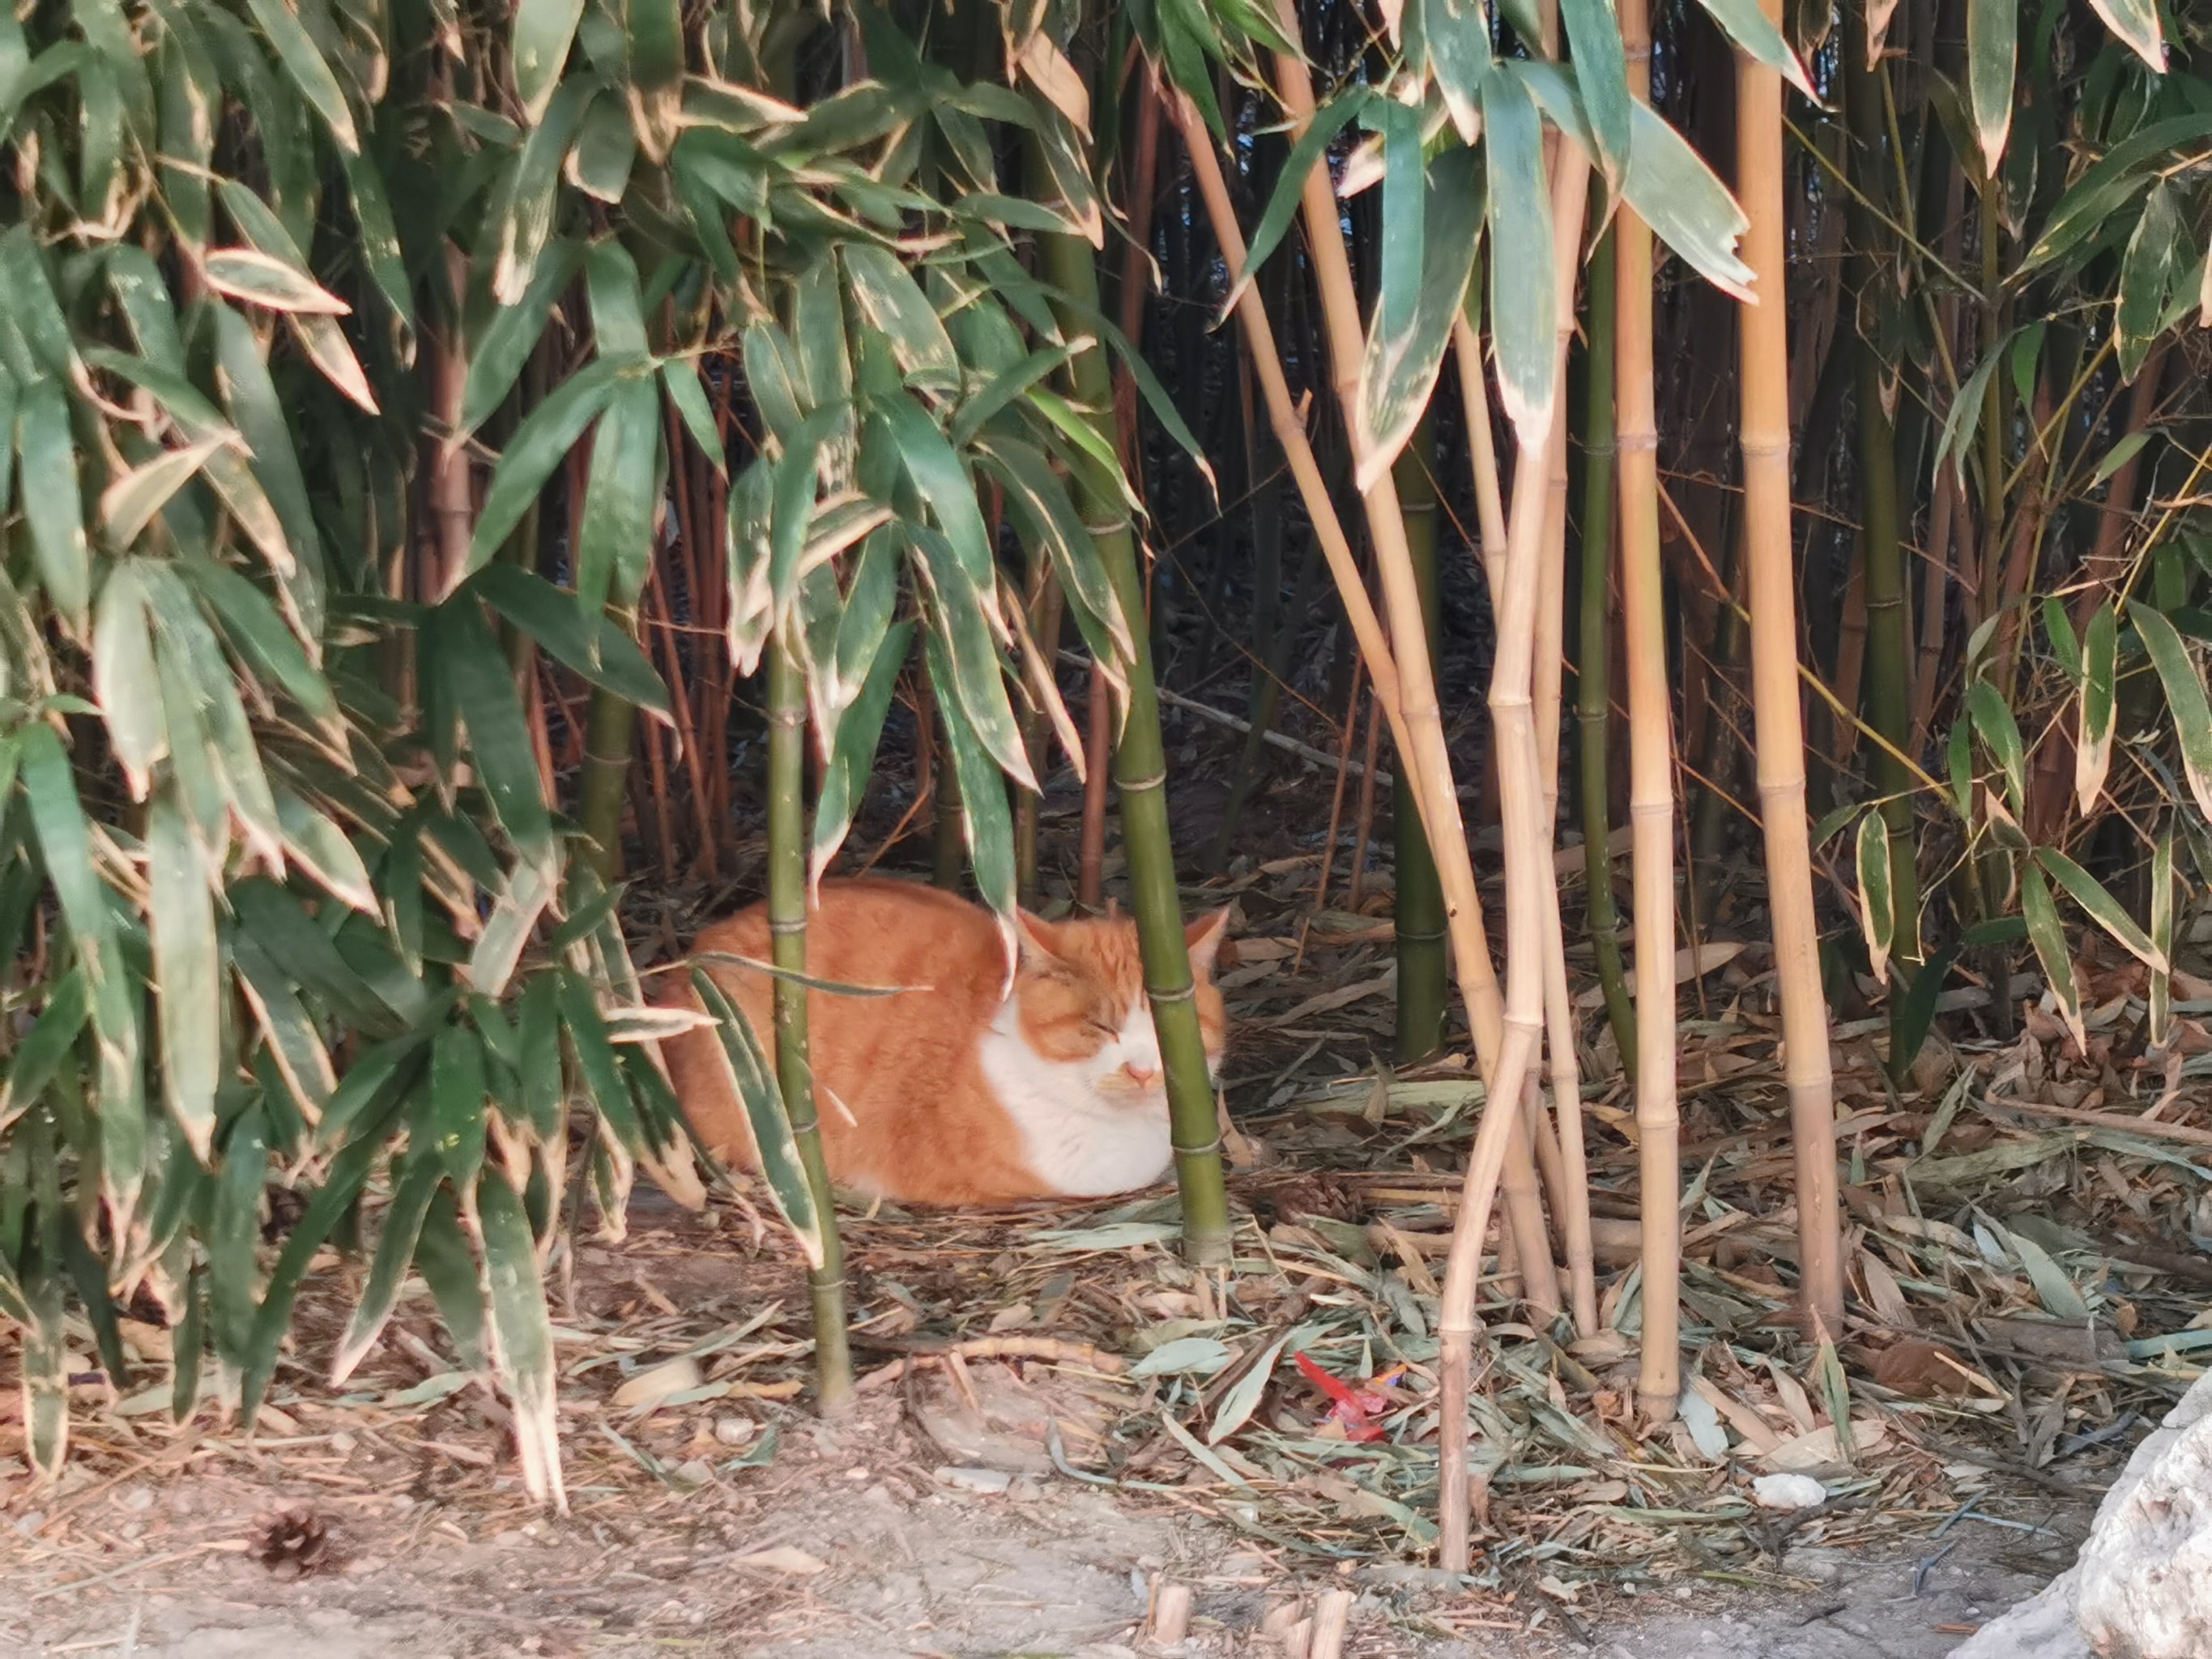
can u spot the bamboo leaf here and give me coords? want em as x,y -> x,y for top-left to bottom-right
575,373 -> 663,615
211,305 -> 326,633
330,1157 -> 442,1385
19,1256 -> 67,1478
2034,848 -> 2163,972
241,1115 -> 390,1417
2076,599 -> 2116,813
2116,181 -> 2181,383
768,403 -> 844,616
1231,90 -> 1370,314
1562,0 -> 1633,184
1420,0 -> 1490,144
518,974 -> 565,1141
181,557 -> 336,725
2018,863 -> 2083,1052
2132,605 -> 2212,821
100,438 -> 226,552
288,312 -> 381,413
466,564 -> 671,716
232,931 -> 338,1123
0,970 -> 88,1125
914,530 -> 1036,791
1482,73 -> 1556,445
92,561 -> 166,799
414,1182 -> 486,1367
1691,0 -> 1817,97
202,246 -> 351,315
1357,146 -> 1481,492
513,0 -> 586,123
460,239 -> 586,441
1966,0 -> 2016,173
434,603 -> 557,880
924,629 -> 1017,925
880,394 -> 995,589
569,89 -> 638,199
492,77 -> 596,304
338,142 -> 413,331
661,358 -> 726,476
16,378 -> 91,632
841,243 -> 959,389
1855,811 -> 1895,983
1621,97 -> 1754,303
242,0 -> 358,151
2086,0 -> 2163,71
467,359 -> 620,579
810,619 -> 913,889
427,1027 -> 489,1194
146,791 -> 220,1160
688,967 -> 825,1268
1934,338 -> 2008,489
210,1107 -> 269,1366
1967,678 -> 2027,817
475,1170 -> 567,1508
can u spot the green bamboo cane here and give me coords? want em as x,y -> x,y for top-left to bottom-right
1040,229 -> 1232,1266
1391,410 -> 1448,1065
1575,223 -> 1637,1063
1843,2 -> 1923,1040
577,593 -> 641,884
766,629 -> 853,1411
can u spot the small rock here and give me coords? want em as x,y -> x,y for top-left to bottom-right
935,1465 -> 1012,1495
731,1545 -> 828,1576
1752,1473 -> 1828,1512
612,1357 -> 703,1411
492,1529 -> 530,1549
671,1458 -> 716,1487
119,1484 -> 156,1512
1006,1476 -> 1042,1502
713,1416 -> 757,1448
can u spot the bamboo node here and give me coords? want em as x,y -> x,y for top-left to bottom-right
1117,767 -> 1170,791
1172,1132 -> 1225,1158
768,917 -> 808,938
1147,981 -> 1197,1006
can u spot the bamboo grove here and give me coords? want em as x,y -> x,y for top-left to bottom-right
0,0 -> 2209,1559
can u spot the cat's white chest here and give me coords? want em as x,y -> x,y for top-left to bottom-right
976,1011 -> 1173,1198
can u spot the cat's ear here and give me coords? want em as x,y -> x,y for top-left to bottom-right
1014,909 -> 1069,970
1183,907 -> 1231,975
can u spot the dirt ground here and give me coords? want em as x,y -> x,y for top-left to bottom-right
0,1386 -> 2095,1659
0,1185 -> 2118,1659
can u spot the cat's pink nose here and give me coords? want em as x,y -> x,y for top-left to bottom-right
1123,1062 -> 1160,1089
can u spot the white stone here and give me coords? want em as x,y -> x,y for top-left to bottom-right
1954,1371 -> 2212,1659
1751,1473 -> 1827,1512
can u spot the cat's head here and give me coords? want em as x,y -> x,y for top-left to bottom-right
1008,904 -> 1230,1102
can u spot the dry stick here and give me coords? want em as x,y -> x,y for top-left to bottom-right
1247,38 -> 1559,1316
1312,655 -> 1365,919
1618,0 -> 1682,1412
1308,1589 -> 1356,1659
1171,92 -> 1556,1308
1739,1 -> 1844,1338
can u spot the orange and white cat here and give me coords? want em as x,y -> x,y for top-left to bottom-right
656,878 -> 1230,1208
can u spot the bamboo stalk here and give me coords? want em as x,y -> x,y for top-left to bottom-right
1575,223 -> 1637,1064
1349,680 -> 1383,913
1392,415 -> 1449,1064
1738,0 -> 1844,1338
1078,664 -> 1111,908
766,632 -> 852,1412
1040,226 -> 1233,1266
1618,0 -> 1682,1412
1246,41 -> 1558,1315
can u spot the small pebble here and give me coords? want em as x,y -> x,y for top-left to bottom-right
1752,1472 -> 1828,1512
672,1458 -> 716,1486
935,1465 -> 1012,1495
713,1416 -> 757,1448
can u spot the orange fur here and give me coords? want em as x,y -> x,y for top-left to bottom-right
656,878 -> 1230,1207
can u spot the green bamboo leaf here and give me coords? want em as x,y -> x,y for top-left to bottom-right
1934,338 -> 2008,489
880,394 -> 995,589
240,1108 -> 391,1418
243,0 -> 358,151
1967,678 -> 2027,817
1690,0 -> 1816,97
288,310 -> 380,414
1482,73 -> 1557,446
583,237 -> 649,364
513,0 -> 586,122
974,435 -> 1133,666
575,373 -> 663,615
232,931 -> 338,1124
411,1182 -> 486,1367
181,557 -> 335,724
688,968 -> 825,1267
518,974 -> 565,1141
467,359 -> 621,578
2116,181 -> 2182,383
2132,605 -> 2212,821
1418,0 -> 1490,143
2025,117 -> 2212,273
338,142 -> 413,330
146,791 -> 220,1158
172,1264 -> 205,1422
810,619 -> 913,889
141,561 -> 286,865
2148,820 -> 2174,1049
1357,146 -> 1481,493
923,629 -> 1017,924
0,361 -> 17,518
0,225 -> 82,384
202,246 -> 350,315
660,357 -> 725,475
914,531 -> 1037,791
435,603 -> 556,879
492,76 -> 595,304
1621,96 -> 1754,302
468,860 -> 556,1003
16,378 -> 91,632
1855,811 -> 1895,984
1966,0 -> 2016,173
830,527 -> 900,705
2034,848 -> 2163,972
2018,863 -> 2083,1052
330,1157 -> 442,1385
209,1106 -> 269,1367
475,1169 -> 567,1508
466,564 -> 671,716
768,403 -> 846,616
840,242 -> 959,389
2043,595 -> 2082,684
743,320 -> 807,445
92,561 -> 166,799
0,970 -> 87,1125
725,456 -> 774,675
2076,599 -> 2116,812
211,305 -> 326,633
568,91 -> 638,201
1563,0 -> 1632,184
1228,90 -> 1369,314
154,16 -> 219,249
2086,0 -> 2164,71
19,1256 -> 67,1478
425,1027 -> 489,1194
459,239 -> 586,441
99,437 -> 225,552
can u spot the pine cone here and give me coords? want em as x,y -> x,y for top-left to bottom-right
252,1506 -> 333,1580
